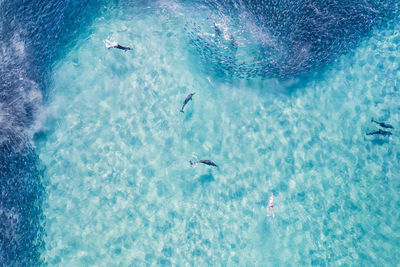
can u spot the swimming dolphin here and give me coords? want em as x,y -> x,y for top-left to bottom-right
180,93 -> 195,113
107,43 -> 132,51
112,44 -> 132,51
214,23 -> 222,36
230,35 -> 238,50
267,193 -> 275,218
190,159 -> 218,168
366,129 -> 392,136
104,40 -> 132,51
371,119 -> 394,129
214,23 -> 237,49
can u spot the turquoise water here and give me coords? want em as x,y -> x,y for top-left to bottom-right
36,2 -> 400,266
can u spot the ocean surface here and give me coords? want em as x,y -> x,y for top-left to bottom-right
1,0 -> 400,266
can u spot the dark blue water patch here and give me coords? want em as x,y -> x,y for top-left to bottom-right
186,0 -> 399,79
0,141 -> 45,266
0,0 -> 112,265
0,0 -> 112,90
0,0 -> 111,149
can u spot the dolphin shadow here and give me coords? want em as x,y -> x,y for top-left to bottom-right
182,109 -> 194,121
196,172 -> 215,185
371,138 -> 389,146
370,138 -> 390,145
182,171 -> 215,198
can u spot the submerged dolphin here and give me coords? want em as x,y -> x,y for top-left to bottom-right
229,35 -> 238,50
214,23 -> 222,36
366,129 -> 392,136
180,93 -> 195,113
190,159 -> 218,168
214,23 -> 237,50
371,119 -> 394,129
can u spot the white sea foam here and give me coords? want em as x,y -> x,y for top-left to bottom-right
103,39 -> 118,48
0,27 -> 44,148
12,32 -> 26,59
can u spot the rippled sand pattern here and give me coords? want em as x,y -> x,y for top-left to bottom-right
39,4 -> 400,266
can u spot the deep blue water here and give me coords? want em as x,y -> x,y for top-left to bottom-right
0,1 -> 108,264
187,0 -> 399,78
0,0 -> 399,265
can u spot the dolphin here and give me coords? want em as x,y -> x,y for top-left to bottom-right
371,119 -> 394,129
230,35 -> 238,50
113,44 -> 132,51
214,23 -> 222,36
190,159 -> 218,168
180,93 -> 195,113
104,40 -> 132,51
366,129 -> 392,136
214,23 -> 237,49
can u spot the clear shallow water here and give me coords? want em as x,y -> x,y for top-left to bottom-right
35,2 -> 400,266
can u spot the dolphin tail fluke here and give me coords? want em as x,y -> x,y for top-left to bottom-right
180,109 -> 184,113
190,160 -> 199,168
